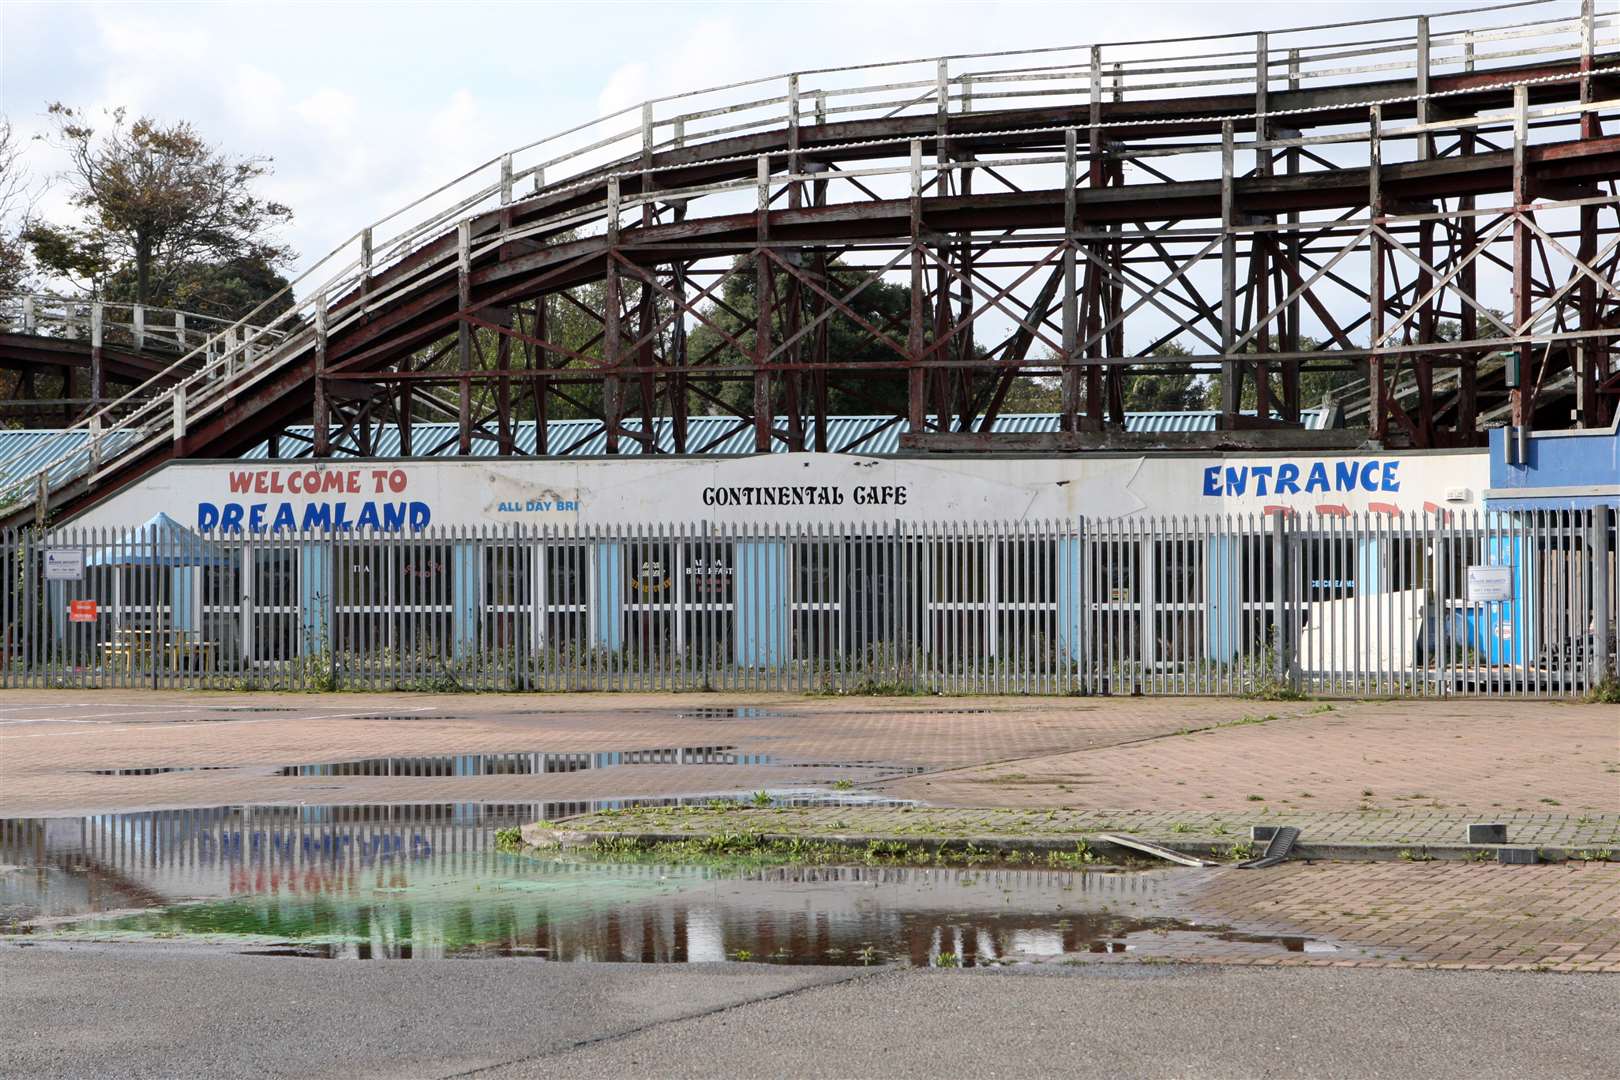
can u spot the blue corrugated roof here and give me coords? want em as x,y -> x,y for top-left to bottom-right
1,410 -> 1328,491
239,410 -> 1328,459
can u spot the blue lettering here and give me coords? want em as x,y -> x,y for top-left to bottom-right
220,503 -> 244,532
1203,466 -> 1221,496
1223,467 -> 1248,496
271,503 -> 297,532
356,502 -> 381,530
1335,461 -> 1358,492
333,502 -> 351,530
1251,465 -> 1274,496
248,503 -> 267,532
1381,462 -> 1400,492
301,503 -> 332,530
1276,463 -> 1300,495
1305,463 -> 1329,493
409,502 -> 432,530
383,503 -> 406,531
1359,461 -> 1380,491
197,503 -> 220,530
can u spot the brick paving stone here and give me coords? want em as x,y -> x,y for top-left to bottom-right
879,698 -> 1620,815
0,690 -> 1335,816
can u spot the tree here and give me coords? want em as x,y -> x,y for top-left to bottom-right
102,254 -> 295,322
1122,342 -> 1213,412
0,117 -> 31,293
24,105 -> 292,305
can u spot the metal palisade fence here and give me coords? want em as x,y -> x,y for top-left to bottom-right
2,511 -> 1613,697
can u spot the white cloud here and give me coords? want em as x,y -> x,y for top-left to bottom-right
293,89 -> 359,141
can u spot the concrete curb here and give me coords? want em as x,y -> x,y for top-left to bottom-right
517,822 -> 1618,865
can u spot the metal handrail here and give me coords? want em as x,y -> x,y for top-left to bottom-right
1,0 -> 1611,514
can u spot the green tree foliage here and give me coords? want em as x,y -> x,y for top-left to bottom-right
1122,341 -> 1213,411
101,255 -> 295,322
24,104 -> 293,307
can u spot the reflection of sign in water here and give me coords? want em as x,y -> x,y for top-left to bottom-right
631,560 -> 671,594
1466,565 -> 1513,603
45,549 -> 85,581
68,599 -> 98,622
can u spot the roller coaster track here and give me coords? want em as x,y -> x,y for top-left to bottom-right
3,0 -> 1618,525
0,293 -> 284,426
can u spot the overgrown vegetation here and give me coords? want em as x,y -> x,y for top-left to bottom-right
1586,677 -> 1620,705
572,832 -> 1108,872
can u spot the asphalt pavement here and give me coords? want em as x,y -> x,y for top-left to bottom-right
2,943 -> 1613,1079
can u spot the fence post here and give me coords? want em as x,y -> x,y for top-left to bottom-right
1271,511 -> 1296,691
1593,506 -> 1612,686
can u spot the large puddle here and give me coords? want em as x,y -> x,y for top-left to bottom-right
0,806 -> 1338,965
83,746 -> 925,781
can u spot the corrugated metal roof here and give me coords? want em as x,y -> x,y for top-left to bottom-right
239,410 -> 1328,458
1,410 -> 1328,491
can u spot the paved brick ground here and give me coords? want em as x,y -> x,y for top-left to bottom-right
880,699 -> 1620,815
2,689 -> 1617,974
1175,862 -> 1620,972
0,691 -> 1312,816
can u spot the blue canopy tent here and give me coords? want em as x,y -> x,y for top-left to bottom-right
87,512 -> 232,569
86,513 -> 231,634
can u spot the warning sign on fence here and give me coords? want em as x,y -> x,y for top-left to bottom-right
68,599 -> 98,623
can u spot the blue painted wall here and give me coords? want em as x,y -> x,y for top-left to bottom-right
591,543 -> 623,651
1488,424 -> 1619,509
451,544 -> 480,658
735,541 -> 788,667
298,543 -> 328,655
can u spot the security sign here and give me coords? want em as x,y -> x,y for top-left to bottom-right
1466,565 -> 1513,603
68,599 -> 98,623
45,549 -> 85,581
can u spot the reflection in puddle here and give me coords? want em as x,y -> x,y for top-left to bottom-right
674,707 -> 785,720
0,806 -> 1337,965
275,747 -> 776,777
83,747 -> 923,781
90,767 -> 238,777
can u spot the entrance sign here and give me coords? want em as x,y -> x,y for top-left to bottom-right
1466,565 -> 1513,603
45,548 -> 85,581
68,599 -> 98,622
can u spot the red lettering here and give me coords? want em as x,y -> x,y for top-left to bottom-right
388,469 -> 406,493
268,472 -> 284,494
254,472 -> 269,494
304,470 -> 321,494
347,470 -> 360,493
288,471 -> 302,494
228,472 -> 254,493
371,470 -> 389,493
322,471 -> 346,493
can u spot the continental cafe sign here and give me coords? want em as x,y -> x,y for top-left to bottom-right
71,450 -> 1488,532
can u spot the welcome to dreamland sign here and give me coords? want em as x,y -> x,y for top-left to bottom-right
68,450 -> 1490,533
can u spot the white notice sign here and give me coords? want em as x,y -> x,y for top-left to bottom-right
1466,565 -> 1513,603
44,548 -> 85,581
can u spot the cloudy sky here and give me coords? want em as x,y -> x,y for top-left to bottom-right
0,0 -> 1516,280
